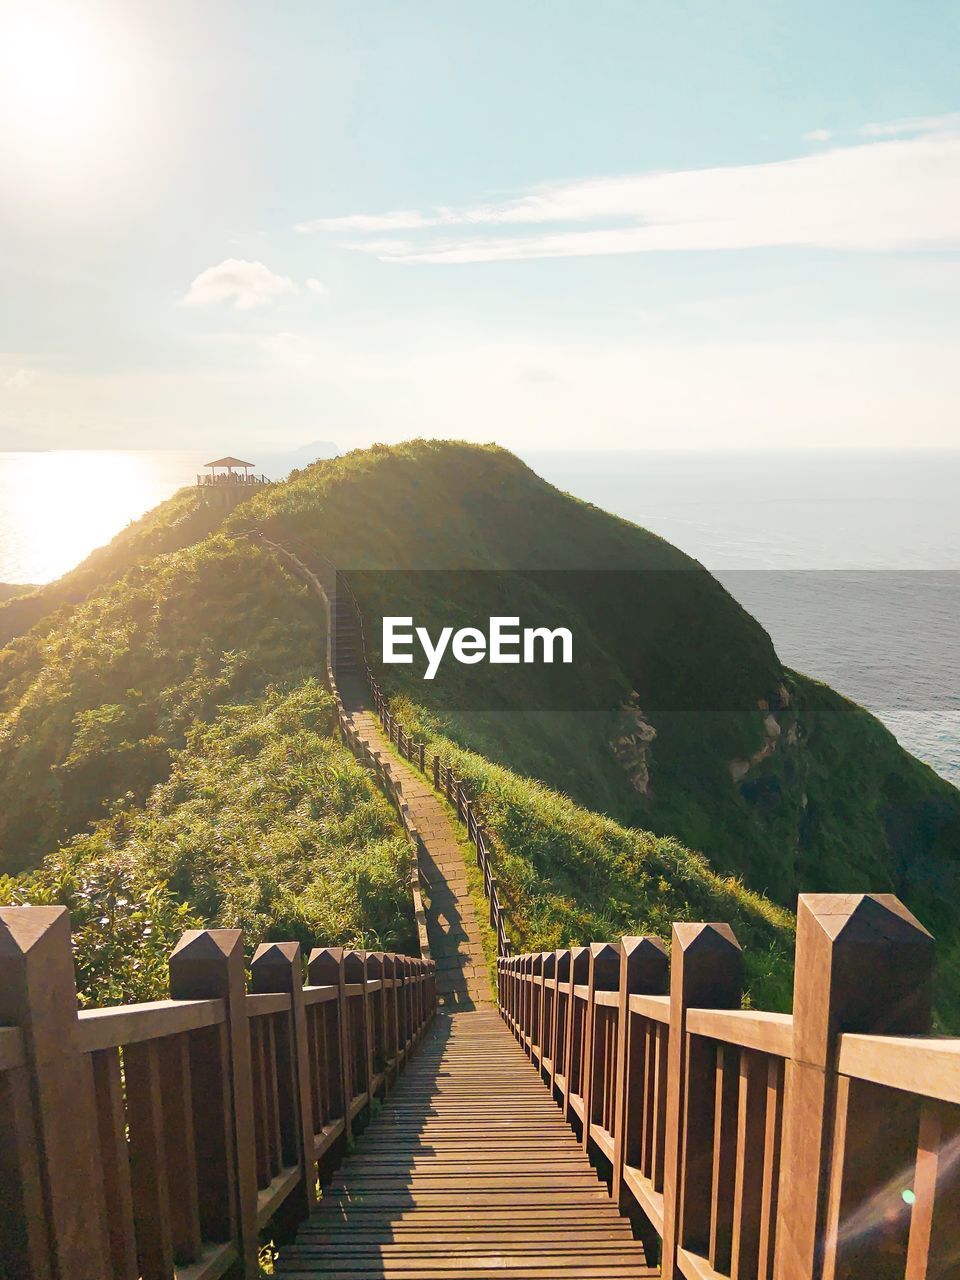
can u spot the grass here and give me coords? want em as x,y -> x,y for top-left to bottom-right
0,681 -> 418,1005
0,534 -> 325,872
391,694 -> 796,1012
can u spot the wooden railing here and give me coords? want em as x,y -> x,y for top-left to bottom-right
499,894 -> 960,1280
0,905 -> 435,1280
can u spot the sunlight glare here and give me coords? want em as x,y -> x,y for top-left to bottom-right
0,453 -> 207,584
1,4 -> 111,138
0,1 -> 146,197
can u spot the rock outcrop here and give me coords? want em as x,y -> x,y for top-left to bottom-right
610,691 -> 657,794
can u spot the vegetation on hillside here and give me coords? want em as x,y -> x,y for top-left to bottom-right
393,695 -> 795,1010
1,438 -> 958,1024
238,441 -> 960,900
237,440 -> 960,1021
0,534 -> 324,872
0,682 -> 417,1005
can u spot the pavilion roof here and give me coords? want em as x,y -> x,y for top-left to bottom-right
205,456 -> 254,468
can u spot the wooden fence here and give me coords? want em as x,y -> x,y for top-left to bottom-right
499,894 -> 960,1280
0,905 -> 435,1280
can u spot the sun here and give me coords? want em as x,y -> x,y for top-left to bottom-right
0,4 -> 112,139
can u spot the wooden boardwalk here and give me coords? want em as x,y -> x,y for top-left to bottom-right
338,674 -> 492,1011
276,1010 -> 657,1278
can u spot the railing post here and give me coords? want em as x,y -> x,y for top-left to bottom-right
416,959 -> 428,1035
347,950 -> 373,1105
427,958 -> 437,1017
661,923 -> 743,1280
383,953 -> 399,1077
169,928 -> 260,1280
307,947 -> 354,1143
530,953 -> 544,1065
564,946 -> 590,1123
541,951 -> 557,1087
774,893 -> 934,1280
613,935 -> 669,1209
250,942 -> 317,1221
520,953 -> 533,1052
550,949 -> 570,1099
0,906 -> 111,1279
582,942 -> 620,1153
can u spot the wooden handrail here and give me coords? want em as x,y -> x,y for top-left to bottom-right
0,906 -> 436,1280
76,997 -> 226,1051
499,895 -> 960,1280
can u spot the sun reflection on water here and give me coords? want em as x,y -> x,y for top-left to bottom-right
0,451 -> 207,584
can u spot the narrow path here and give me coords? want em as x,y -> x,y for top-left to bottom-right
260,539 -> 492,1011
338,675 -> 492,1011
276,1011 -> 658,1279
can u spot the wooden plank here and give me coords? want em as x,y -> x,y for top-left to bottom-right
170,928 -> 260,1278
708,1043 -> 738,1273
730,1048 -> 767,1279
774,895 -> 934,1280
661,923 -> 742,1280
77,998 -> 225,1051
905,1099 -> 960,1278
838,1033 -> 960,1105
91,1047 -> 139,1280
756,1055 -> 783,1280
275,1011 -> 657,1276
124,1038 -> 176,1279
686,1008 -> 792,1058
158,1033 -> 203,1263
0,1062 -> 54,1279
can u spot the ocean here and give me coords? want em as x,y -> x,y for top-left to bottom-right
526,450 -> 960,786
1,448 -> 957,785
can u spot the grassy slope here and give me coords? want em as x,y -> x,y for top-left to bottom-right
0,495 -> 418,1005
0,533 -> 328,872
393,696 -> 795,1011
1,682 -> 416,1005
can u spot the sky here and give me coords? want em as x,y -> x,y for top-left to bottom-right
1,0 -> 959,453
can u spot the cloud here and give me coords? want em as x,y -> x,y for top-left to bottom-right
306,123 -> 960,264
305,277 -> 329,296
297,210 -> 443,232
804,128 -> 832,142
1,365 -> 37,390
859,113 -> 960,138
183,259 -> 299,310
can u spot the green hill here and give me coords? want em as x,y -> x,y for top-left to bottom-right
1,439 -> 958,1020
0,524 -> 417,1003
239,441 -> 960,1016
